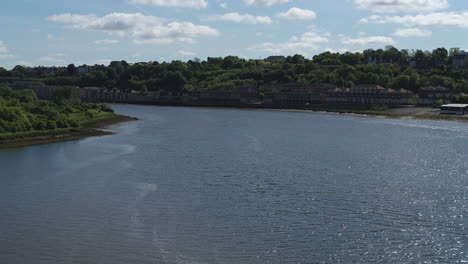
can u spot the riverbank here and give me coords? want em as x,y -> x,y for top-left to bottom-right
113,101 -> 468,123
0,114 -> 138,149
318,107 -> 468,123
272,107 -> 468,123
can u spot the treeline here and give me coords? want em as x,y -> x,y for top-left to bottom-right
3,47 -> 468,94
0,86 -> 113,134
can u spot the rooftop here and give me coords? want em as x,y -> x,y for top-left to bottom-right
354,84 -> 386,90
441,104 -> 468,108
420,86 -> 450,91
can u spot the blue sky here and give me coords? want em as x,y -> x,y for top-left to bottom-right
1,0 -> 468,69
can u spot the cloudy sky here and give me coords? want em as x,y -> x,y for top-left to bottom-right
1,0 -> 468,68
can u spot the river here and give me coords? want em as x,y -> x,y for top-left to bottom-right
0,104 -> 466,263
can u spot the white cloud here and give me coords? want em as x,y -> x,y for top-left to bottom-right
355,0 -> 448,13
95,39 -> 120,45
361,12 -> 468,28
244,0 -> 289,7
0,54 -> 15,59
0,41 -> 15,60
0,41 -> 9,54
249,31 -> 328,55
342,36 -> 396,46
178,50 -> 196,56
136,22 -> 220,44
48,13 -> 97,24
359,18 -> 369,23
14,61 -> 33,67
220,2 -> 228,8
324,47 -> 364,54
130,0 -> 208,9
95,59 -> 111,65
47,13 -> 219,44
325,48 -> 360,53
207,13 -> 272,24
393,28 -> 432,37
39,54 -> 68,66
278,7 -> 316,20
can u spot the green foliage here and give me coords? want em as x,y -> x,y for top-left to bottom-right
53,86 -> 73,102
370,104 -> 389,111
99,104 -> 115,113
9,47 -> 468,95
11,89 -> 38,103
0,86 -> 114,135
85,109 -> 95,118
46,120 -> 57,130
0,86 -> 12,97
56,119 -> 69,128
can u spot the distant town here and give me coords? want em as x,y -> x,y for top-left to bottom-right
2,47 -> 468,110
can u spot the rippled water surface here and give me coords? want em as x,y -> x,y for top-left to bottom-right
0,105 -> 466,263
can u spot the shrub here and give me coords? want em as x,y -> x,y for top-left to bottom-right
0,120 -> 8,133
0,86 -> 12,97
11,89 -> 38,103
46,120 -> 57,130
56,119 -> 69,128
100,104 -> 114,113
68,119 -> 79,128
33,120 -> 47,130
85,110 -> 95,118
64,106 -> 74,113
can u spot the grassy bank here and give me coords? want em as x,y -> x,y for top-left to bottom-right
0,86 -> 139,149
0,112 -> 137,149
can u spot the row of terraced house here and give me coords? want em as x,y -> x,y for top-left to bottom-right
0,78 -> 456,106
263,83 -> 417,105
87,83 -> 453,106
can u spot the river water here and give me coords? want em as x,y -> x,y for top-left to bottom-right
0,105 -> 466,264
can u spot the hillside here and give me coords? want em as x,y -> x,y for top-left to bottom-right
2,48 -> 468,95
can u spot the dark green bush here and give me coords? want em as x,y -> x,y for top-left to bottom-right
99,104 -> 114,113
85,110 -> 95,118
56,119 -> 69,128
33,120 -> 47,130
46,120 -> 57,130
68,119 -> 79,128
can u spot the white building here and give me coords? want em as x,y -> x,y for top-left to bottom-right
440,104 -> 468,115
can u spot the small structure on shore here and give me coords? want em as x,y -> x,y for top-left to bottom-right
440,104 -> 468,115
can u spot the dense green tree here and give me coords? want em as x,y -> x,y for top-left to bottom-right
67,64 -> 76,75
4,46 -> 468,94
432,48 -> 448,61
